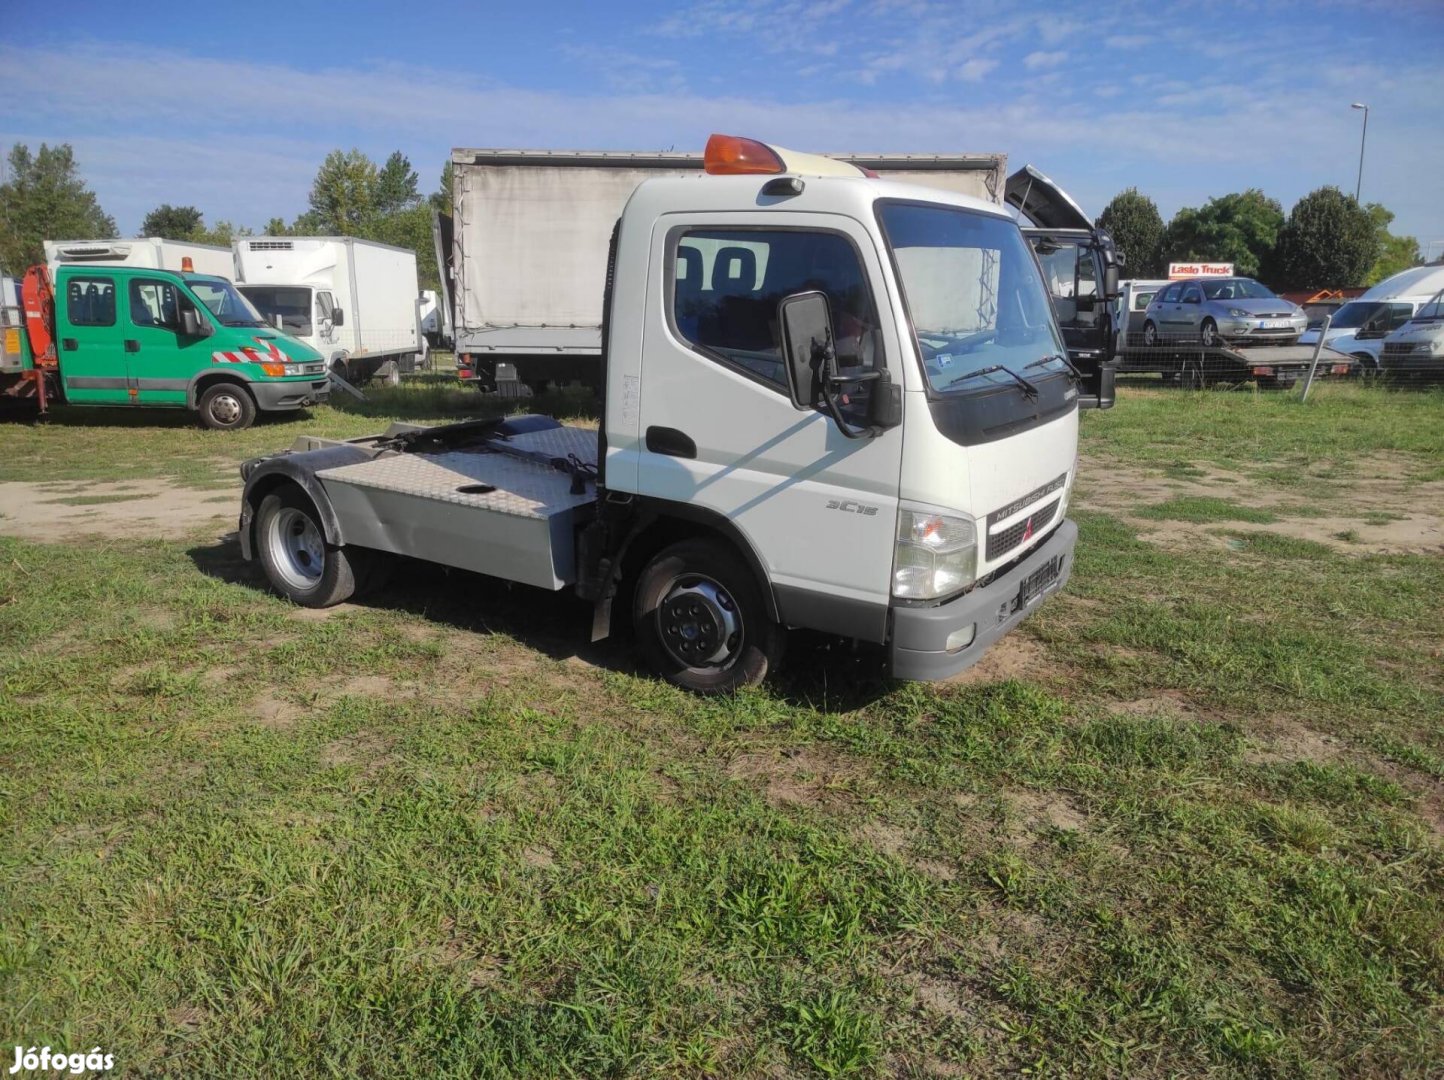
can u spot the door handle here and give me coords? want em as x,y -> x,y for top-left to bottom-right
645,426 -> 696,459
124,340 -> 140,353
62,338 -> 77,351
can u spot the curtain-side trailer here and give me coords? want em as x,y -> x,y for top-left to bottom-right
439,147 -> 1007,393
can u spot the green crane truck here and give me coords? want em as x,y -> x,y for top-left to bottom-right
2,263 -> 330,430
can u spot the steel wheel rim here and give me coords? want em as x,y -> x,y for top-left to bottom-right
269,507 -> 324,590
210,392 -> 243,425
656,573 -> 743,669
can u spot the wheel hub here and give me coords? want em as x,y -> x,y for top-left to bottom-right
211,394 -> 242,424
658,576 -> 742,667
271,507 -> 324,589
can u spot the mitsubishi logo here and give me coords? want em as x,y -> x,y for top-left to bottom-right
1022,515 -> 1035,542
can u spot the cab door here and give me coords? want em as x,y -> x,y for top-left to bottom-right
124,278 -> 216,406
56,272 -> 129,404
632,212 -> 906,635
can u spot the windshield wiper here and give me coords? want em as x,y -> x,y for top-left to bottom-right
1026,352 -> 1082,383
941,364 -> 1039,399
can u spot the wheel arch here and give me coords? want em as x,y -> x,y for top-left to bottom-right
620,502 -> 780,623
188,369 -> 256,410
237,445 -> 372,561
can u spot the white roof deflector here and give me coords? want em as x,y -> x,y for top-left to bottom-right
1005,165 -> 1093,230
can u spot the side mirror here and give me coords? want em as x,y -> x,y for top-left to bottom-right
1103,264 -> 1120,300
180,307 -> 211,337
331,307 -> 345,326
779,290 -> 833,411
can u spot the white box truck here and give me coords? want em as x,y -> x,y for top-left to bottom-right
234,237 -> 422,385
44,237 -> 233,279
238,134 -> 1081,694
439,146 -> 1007,393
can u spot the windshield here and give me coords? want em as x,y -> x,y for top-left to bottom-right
878,202 -> 1067,393
188,277 -> 268,328
1328,301 -> 1385,329
1415,290 -> 1444,321
239,285 -> 313,335
1201,278 -> 1275,301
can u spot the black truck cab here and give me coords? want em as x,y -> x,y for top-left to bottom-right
1006,166 -> 1120,410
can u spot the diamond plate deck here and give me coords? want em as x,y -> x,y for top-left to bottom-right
316,425 -> 597,520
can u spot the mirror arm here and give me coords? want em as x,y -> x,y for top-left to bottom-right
820,370 -> 881,439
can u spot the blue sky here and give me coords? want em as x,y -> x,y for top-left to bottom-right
3,0 -> 1441,253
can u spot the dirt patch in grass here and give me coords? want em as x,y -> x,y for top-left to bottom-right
320,731 -> 396,771
0,479 -> 236,541
1006,789 -> 1089,834
726,746 -> 861,810
1078,458 -> 1444,555
249,693 -> 306,729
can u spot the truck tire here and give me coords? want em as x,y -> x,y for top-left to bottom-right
633,538 -> 782,695
198,382 -> 257,431
256,486 -> 364,607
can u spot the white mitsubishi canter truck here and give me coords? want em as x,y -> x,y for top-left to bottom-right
237,135 -> 1080,693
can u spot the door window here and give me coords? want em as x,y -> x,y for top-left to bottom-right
1181,285 -> 1202,304
316,291 -> 335,325
670,228 -> 882,394
66,276 -> 116,326
130,279 -> 181,330
1158,283 -> 1181,304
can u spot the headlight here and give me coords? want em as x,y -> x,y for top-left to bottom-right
284,363 -> 305,376
893,508 -> 977,600
1228,308 -> 1249,317
1431,338 -> 1444,355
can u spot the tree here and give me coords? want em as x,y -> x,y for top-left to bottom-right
306,149 -> 378,235
375,151 -> 419,216
262,217 -> 291,237
1272,187 -> 1379,290
1162,189 -> 1284,280
0,142 -> 117,271
192,220 -> 251,247
139,203 -> 203,240
430,160 -> 454,215
1363,203 -> 1422,286
1097,188 -> 1165,277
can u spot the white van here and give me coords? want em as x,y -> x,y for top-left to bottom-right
1299,264 -> 1444,370
1381,288 -> 1444,382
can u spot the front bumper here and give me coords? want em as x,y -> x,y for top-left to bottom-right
250,378 -> 330,412
890,519 -> 1077,681
1219,318 -> 1304,343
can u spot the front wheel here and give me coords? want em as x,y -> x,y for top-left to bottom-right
1200,318 -> 1219,348
633,539 -> 782,694
256,487 -> 366,607
198,382 -> 256,431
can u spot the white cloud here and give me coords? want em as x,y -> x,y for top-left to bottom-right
1105,34 -> 1149,49
1023,50 -> 1066,70
956,58 -> 999,83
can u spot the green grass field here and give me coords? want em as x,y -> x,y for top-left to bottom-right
1,383 -> 1441,1076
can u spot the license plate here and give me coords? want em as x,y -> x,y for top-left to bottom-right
1260,319 -> 1289,329
1010,555 -> 1064,614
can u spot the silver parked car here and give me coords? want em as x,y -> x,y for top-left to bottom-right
1142,277 -> 1307,347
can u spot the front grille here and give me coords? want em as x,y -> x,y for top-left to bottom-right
987,497 -> 1059,561
1384,342 -> 1422,356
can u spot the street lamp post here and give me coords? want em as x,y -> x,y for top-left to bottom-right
1351,102 -> 1369,202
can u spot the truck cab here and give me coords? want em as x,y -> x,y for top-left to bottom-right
48,265 -> 329,429
1005,166 -> 1120,409
239,135 -> 1080,692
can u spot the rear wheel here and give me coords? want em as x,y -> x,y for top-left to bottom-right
256,486 -> 366,607
634,539 -> 781,694
198,382 -> 256,431
1143,320 -> 1158,348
